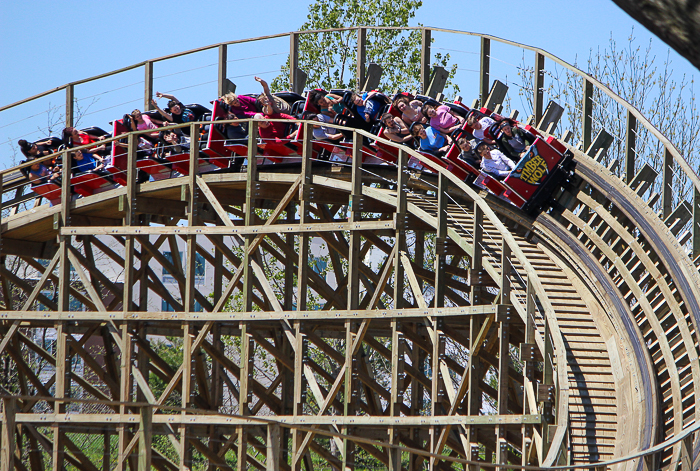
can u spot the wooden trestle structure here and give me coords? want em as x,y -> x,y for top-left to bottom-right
2,27 -> 700,471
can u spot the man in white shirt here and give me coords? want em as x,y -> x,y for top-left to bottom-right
467,114 -> 496,144
475,141 -> 515,179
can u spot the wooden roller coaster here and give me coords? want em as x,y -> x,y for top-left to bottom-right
1,27 -> 700,471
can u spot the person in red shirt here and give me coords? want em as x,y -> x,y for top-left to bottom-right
254,112 -> 297,141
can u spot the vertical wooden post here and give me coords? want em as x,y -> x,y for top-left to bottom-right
145,61 -> 154,111
662,148 -> 673,219
434,173 -> 447,308
693,187 -> 700,260
291,322 -> 307,471
625,110 -> 637,183
218,45 -> 228,97
290,32 -> 300,94
298,122 -> 312,312
138,405 -> 153,471
521,278 -> 536,467
65,83 -> 74,128
1,398 -> 16,471
582,79 -> 593,151
185,122 -> 199,312
117,323 -> 133,471
348,131 -> 363,310
342,320 -> 356,471
388,319 -> 404,471
480,37 -> 491,107
356,27 -> 367,90
243,120 -> 258,313
533,53 -> 545,126
180,322 -> 192,471
267,424 -> 281,471
238,322 -> 253,471
466,204 -> 483,471
395,149 -> 407,308
421,28 -> 432,94
496,241 -> 511,465
123,133 -> 138,313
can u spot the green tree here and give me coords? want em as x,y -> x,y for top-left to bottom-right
270,0 -> 458,96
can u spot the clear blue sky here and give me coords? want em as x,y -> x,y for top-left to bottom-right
1,0 -> 695,165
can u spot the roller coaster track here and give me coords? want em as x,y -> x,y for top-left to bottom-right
1,27 -> 700,471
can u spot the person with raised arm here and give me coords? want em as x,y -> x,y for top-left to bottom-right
151,93 -> 196,124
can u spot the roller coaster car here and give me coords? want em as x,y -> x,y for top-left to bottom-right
273,91 -> 305,107
502,136 -> 575,215
31,181 -> 62,206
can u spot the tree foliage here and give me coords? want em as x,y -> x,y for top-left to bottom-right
270,0 -> 458,96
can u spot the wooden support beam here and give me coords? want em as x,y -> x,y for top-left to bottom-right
533,52 -> 545,125
145,61 -> 154,111
480,37 -> 490,106
138,406 -> 153,471
357,27 -> 366,90
0,398 -> 16,471
662,147 -> 674,219
434,173 -> 447,308
218,45 -> 227,98
421,28 -> 431,94
582,78 -> 593,152
65,83 -> 74,128
625,109 -> 637,183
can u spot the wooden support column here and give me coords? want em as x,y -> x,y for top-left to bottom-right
65,83 -> 74,128
184,122 -> 199,312
395,149 -> 408,308
388,320 -> 404,471
434,173 -> 447,308
238,322 -> 254,471
348,131 -> 363,309
342,131 -> 363,471
117,323 -> 133,471
267,424 -> 281,471
218,45 -> 228,97
466,204 -> 484,471
480,37 -> 491,107
693,187 -> 700,260
421,28 -> 431,94
582,79 -> 593,151
298,123 -> 312,311
290,32 -> 300,95
180,322 -> 193,471
138,405 -> 153,471
243,121 -> 258,313
342,319 -> 356,471
55,155 -> 71,471
356,27 -> 366,90
430,318 -> 445,471
123,132 -> 138,313
496,241 -> 511,465
533,52 -> 545,126
662,147 -> 674,219
1,398 -> 16,471
145,61 -> 153,111
521,279 -> 536,466
625,110 -> 637,183
291,322 -> 307,471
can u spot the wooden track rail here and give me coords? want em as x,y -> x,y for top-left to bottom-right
2,28 -> 700,471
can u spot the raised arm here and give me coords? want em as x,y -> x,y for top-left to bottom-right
155,92 -> 178,102
151,99 -> 173,122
